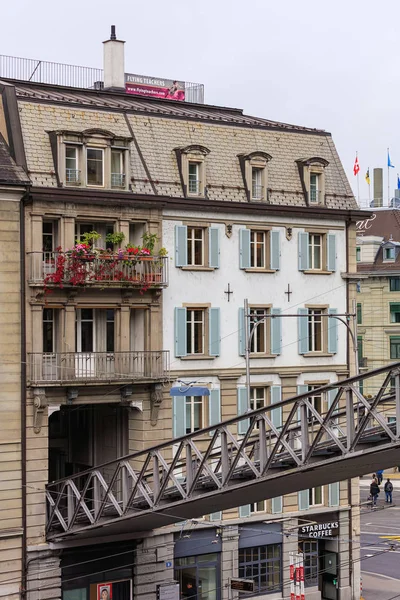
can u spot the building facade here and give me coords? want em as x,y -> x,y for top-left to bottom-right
0,33 -> 365,600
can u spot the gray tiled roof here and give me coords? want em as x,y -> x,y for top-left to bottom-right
0,134 -> 29,185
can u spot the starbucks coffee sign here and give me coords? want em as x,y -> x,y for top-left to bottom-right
299,521 -> 339,538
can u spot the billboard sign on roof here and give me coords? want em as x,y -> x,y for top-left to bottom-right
125,73 -> 185,101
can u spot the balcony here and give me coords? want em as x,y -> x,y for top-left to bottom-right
27,351 -> 170,385
111,172 -> 126,188
28,252 -> 169,288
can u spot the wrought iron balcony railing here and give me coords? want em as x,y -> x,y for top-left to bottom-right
111,173 -> 126,188
28,252 -> 169,287
28,351 -> 169,385
65,169 -> 81,184
251,184 -> 265,201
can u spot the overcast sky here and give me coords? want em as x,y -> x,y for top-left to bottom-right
2,0 -> 399,206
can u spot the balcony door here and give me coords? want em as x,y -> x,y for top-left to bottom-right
76,309 -> 115,379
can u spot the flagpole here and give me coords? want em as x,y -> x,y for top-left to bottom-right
368,170 -> 371,205
356,151 -> 360,204
388,147 -> 390,207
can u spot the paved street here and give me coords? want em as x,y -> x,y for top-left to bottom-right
360,477 -> 400,599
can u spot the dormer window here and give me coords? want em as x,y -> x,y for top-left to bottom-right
384,246 -> 395,261
296,157 -> 329,206
111,149 -> 126,188
174,145 -> 210,198
238,152 -> 272,202
252,167 -> 264,201
87,148 -> 104,187
65,146 -> 80,184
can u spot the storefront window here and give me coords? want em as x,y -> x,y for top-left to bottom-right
63,591 -> 87,600
299,541 -> 319,586
238,544 -> 282,594
175,553 -> 219,600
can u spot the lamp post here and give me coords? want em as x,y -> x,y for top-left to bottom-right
244,299 -> 358,404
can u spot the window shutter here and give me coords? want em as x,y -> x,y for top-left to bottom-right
327,234 -> 336,272
328,308 -> 338,354
298,232 -> 309,271
209,227 -> 220,268
298,489 -> 309,511
209,389 -> 221,429
327,388 -> 337,409
209,308 -> 221,357
239,504 -> 251,518
298,308 -> 309,354
297,385 -> 308,426
270,385 -> 282,429
271,496 -> 283,514
270,230 -> 280,270
239,228 -> 251,269
270,308 -> 282,355
329,482 -> 340,506
237,387 -> 249,435
173,396 -> 186,438
174,307 -> 187,357
175,225 -> 188,267
210,511 -> 222,521
238,307 -> 246,356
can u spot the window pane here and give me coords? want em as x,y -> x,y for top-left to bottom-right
87,148 -> 103,186
43,309 -> 54,353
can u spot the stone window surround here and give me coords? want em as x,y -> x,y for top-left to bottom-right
174,144 -> 211,198
49,129 -> 131,190
296,157 -> 329,206
238,151 -> 272,202
304,303 -> 331,356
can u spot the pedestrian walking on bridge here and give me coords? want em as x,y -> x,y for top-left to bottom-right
384,479 -> 393,504
370,479 -> 380,508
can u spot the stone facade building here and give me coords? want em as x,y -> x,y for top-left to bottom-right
0,31 -> 366,600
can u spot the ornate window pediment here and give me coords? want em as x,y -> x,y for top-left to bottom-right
296,157 -> 329,206
174,145 -> 211,198
238,151 -> 272,202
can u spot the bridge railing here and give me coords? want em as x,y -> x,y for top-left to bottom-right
46,362 -> 400,538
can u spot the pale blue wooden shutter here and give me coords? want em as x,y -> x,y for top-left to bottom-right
209,308 -> 221,356
173,396 -> 186,438
270,231 -> 280,270
209,389 -> 221,428
271,308 -> 282,355
327,234 -> 336,272
239,228 -> 251,269
210,511 -> 222,521
239,504 -> 251,518
209,227 -> 220,268
271,496 -> 283,514
329,482 -> 340,506
297,385 -> 308,426
298,232 -> 309,271
270,386 -> 282,429
298,489 -> 309,511
238,307 -> 246,356
174,307 -> 187,357
298,308 -> 309,354
175,225 -> 188,267
328,389 -> 337,410
328,308 -> 338,354
237,387 -> 249,435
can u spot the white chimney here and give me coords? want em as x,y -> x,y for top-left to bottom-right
103,25 -> 125,90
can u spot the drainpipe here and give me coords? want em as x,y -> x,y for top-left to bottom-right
20,187 -> 29,599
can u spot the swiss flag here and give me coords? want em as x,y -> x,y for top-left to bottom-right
353,155 -> 360,176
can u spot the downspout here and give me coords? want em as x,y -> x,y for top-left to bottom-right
20,187 -> 29,599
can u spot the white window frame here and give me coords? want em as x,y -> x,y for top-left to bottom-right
111,149 -> 126,188
188,161 -> 201,195
308,309 -> 323,352
86,147 -> 105,187
251,167 -> 264,200
65,145 -> 80,184
249,308 -> 269,354
186,308 -> 205,355
308,233 -> 322,270
185,396 -> 205,434
250,500 -> 267,514
309,173 -> 320,204
250,230 -> 267,269
309,486 -> 324,507
187,226 -> 205,266
384,247 -> 395,261
250,387 -> 267,429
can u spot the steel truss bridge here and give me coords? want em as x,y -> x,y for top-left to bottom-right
46,363 -> 400,544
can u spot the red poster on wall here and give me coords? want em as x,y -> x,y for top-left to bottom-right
97,583 -> 113,600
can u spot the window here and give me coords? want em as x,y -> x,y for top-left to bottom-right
188,161 -> 201,195
187,309 -> 205,354
307,386 -> 323,417
356,246 -> 361,262
308,309 -> 323,352
187,227 -> 204,266
250,231 -> 267,268
384,246 -> 395,261
175,553 -> 219,600
250,500 -> 266,513
65,146 -> 80,184
388,416 -> 396,424
299,541 -> 319,587
357,303 -> 362,325
86,148 -> 104,186
249,308 -> 269,354
390,336 -> 400,359
106,310 -> 115,352
238,544 -> 282,594
308,234 -> 322,270
111,149 -> 125,188
390,277 -> 400,291
251,167 -> 264,200
390,303 -> 400,323
250,387 -> 267,429
185,396 -> 205,433
309,486 -> 323,506
309,173 -> 320,203
43,308 -> 54,353
43,221 -> 56,253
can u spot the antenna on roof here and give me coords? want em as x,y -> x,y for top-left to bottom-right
110,25 -> 116,40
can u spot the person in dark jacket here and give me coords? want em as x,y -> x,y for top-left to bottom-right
370,479 -> 380,507
377,469 -> 384,484
384,479 -> 393,503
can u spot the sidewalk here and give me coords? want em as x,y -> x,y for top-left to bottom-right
361,472 -> 400,480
